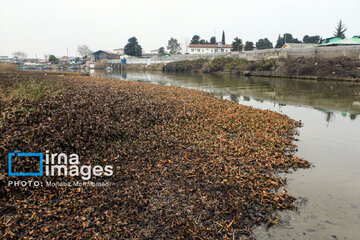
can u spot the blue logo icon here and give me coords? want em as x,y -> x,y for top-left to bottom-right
8,150 -> 43,176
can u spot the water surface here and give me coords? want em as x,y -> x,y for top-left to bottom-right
94,70 -> 360,239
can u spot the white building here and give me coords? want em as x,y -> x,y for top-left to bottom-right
188,42 -> 232,54
113,48 -> 124,55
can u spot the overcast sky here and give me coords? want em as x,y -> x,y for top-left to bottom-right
0,0 -> 359,58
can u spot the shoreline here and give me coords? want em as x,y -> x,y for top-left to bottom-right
0,70 -> 310,238
122,64 -> 360,83
218,70 -> 360,83
119,56 -> 360,83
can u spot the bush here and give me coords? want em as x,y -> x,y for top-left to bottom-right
209,57 -> 234,72
0,63 -> 17,73
163,59 -> 209,72
224,59 -> 248,71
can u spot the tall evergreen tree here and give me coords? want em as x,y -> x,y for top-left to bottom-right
124,37 -> 142,56
49,55 -> 58,64
231,37 -> 243,51
222,31 -> 225,44
199,39 -> 209,44
158,47 -> 166,55
275,35 -> 283,48
256,38 -> 273,49
210,36 -> 217,44
244,41 -> 254,51
303,35 -> 321,43
275,33 -> 300,48
334,20 -> 347,38
190,35 -> 201,44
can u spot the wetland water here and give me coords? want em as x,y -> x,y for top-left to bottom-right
93,70 -> 360,239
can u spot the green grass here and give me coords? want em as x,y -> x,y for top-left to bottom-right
6,77 -> 64,102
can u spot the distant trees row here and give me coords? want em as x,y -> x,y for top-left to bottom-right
186,33 -> 321,52
190,35 -> 213,45
157,38 -> 182,55
192,20 -> 351,51
123,24 -> 344,56
190,31 -> 226,45
13,21 -> 354,58
82,20 -> 356,57
12,51 -> 27,59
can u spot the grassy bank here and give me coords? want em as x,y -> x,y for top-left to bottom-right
122,63 -> 164,71
162,57 -> 360,82
0,69 -> 309,239
0,63 -> 17,74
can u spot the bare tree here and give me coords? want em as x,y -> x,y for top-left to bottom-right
12,51 -> 27,59
77,45 -> 92,57
167,38 -> 181,55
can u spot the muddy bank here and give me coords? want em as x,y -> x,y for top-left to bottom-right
121,63 -> 164,71
0,70 -> 309,239
162,57 -> 360,82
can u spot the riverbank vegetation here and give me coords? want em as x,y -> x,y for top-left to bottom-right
1,69 -> 310,239
162,57 -> 360,81
0,63 -> 17,73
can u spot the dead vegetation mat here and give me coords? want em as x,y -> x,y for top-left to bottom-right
0,71 -> 310,239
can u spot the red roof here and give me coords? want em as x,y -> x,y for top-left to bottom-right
188,44 -> 232,48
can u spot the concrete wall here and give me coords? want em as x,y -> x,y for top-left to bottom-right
188,47 -> 232,54
107,46 -> 360,65
234,46 -> 360,61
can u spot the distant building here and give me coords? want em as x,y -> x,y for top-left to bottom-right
140,49 -> 159,58
315,36 -> 360,47
91,50 -> 120,62
282,43 -> 315,49
23,58 -> 41,65
0,56 -> 12,63
188,42 -> 232,54
113,48 -> 124,55
59,56 -> 70,63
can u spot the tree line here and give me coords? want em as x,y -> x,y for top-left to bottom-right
121,19 -> 349,56
12,20 -> 354,60
104,18 -> 352,58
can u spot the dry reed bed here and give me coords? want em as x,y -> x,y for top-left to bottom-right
0,71 -> 310,239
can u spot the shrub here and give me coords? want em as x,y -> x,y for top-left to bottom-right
0,63 -> 17,73
209,57 -> 234,72
224,59 -> 248,71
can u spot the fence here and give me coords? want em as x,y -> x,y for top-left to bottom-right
106,46 -> 360,65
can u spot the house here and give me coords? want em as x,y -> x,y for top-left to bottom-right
141,49 -> 159,57
282,43 -> 315,49
113,48 -> 124,55
0,56 -> 12,63
188,42 -> 232,54
59,56 -> 70,64
315,36 -> 360,47
91,50 -> 120,62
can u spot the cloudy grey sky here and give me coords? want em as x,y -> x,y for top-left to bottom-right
0,0 -> 359,58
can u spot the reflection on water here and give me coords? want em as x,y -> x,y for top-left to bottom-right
93,70 -> 360,239
94,70 -> 360,118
